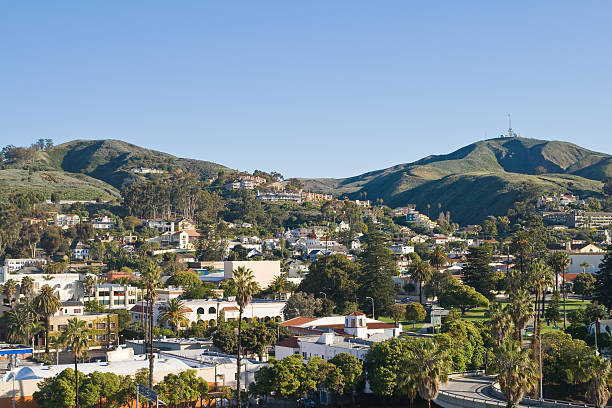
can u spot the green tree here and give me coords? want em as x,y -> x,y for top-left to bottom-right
595,249 -> 612,309
364,338 -> 412,396
389,304 -> 405,325
410,259 -> 432,305
429,246 -> 447,270
141,260 -> 161,391
242,323 -> 276,361
495,340 -> 538,408
166,270 -> 202,289
283,292 -> 322,319
544,291 -> 561,327
299,254 -> 360,314
423,270 -> 453,301
404,302 -> 427,327
413,340 -> 452,408
158,298 -> 190,334
3,279 -> 18,306
84,300 -> 107,313
33,285 -> 62,354
329,353 -> 364,407
486,302 -> 513,346
233,266 -> 259,404
462,246 -> 495,299
33,368 -> 79,408
83,275 -> 97,301
573,271 -> 596,300
439,281 -> 489,315
20,276 -> 35,298
60,318 -> 90,408
357,230 -> 398,316
213,325 -> 237,354
585,355 -> 611,408
508,289 -> 533,341
547,251 -> 571,328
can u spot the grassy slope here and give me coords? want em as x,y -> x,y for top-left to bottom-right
300,137 -> 610,223
42,139 -> 229,188
0,169 -> 120,201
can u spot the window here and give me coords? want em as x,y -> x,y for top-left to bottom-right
110,322 -> 116,328
74,309 -> 81,314
197,307 -> 205,315
129,299 -> 136,304
88,323 -> 93,328
208,307 -> 216,314
58,325 -> 68,331
96,323 -> 106,330
96,334 -> 106,341
302,352 -> 307,358
88,335 -> 92,339
49,325 -> 54,331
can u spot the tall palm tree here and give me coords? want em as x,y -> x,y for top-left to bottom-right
495,340 -> 538,408
413,340 -> 451,408
5,301 -> 41,350
4,279 -> 18,306
397,352 -> 419,408
270,274 -> 287,300
141,261 -> 161,391
410,259 -> 432,304
580,261 -> 593,273
83,275 -> 97,301
508,289 -> 533,341
486,302 -> 513,346
585,355 -> 611,408
547,252 -> 570,328
20,276 -> 35,298
429,246 -> 447,270
158,298 -> 190,334
61,318 -> 90,408
33,285 -> 61,354
233,266 -> 259,406
529,261 -> 552,323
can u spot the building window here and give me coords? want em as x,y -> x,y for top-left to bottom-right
110,323 -> 116,328
74,309 -> 81,314
129,299 -> 136,304
58,325 -> 68,331
208,307 -> 216,314
96,323 -> 106,330
96,334 -> 106,341
302,352 -> 307,359
197,307 -> 205,315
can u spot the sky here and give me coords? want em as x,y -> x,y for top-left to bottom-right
1,2 -> 612,178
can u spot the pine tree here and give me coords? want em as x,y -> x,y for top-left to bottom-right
461,246 -> 495,299
595,249 -> 612,309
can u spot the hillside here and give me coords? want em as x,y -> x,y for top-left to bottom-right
0,169 -> 120,201
41,139 -> 229,188
300,138 -> 612,223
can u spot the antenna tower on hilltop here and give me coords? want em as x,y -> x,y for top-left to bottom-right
507,114 -> 516,138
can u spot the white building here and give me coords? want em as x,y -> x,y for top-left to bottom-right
224,261 -> 280,289
0,272 -> 84,301
89,283 -> 139,309
390,244 -> 415,255
72,241 -> 90,260
2,258 -> 47,273
129,299 -> 286,329
91,216 -> 116,229
53,213 -> 80,226
281,313 -> 402,339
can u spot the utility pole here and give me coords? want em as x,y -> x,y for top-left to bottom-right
366,296 -> 375,319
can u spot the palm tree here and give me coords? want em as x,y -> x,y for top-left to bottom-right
547,252 -> 570,328
585,355 -> 611,408
429,246 -> 447,270
397,354 -> 419,408
413,340 -> 451,408
410,259 -> 432,304
580,261 -> 593,273
5,301 -> 42,351
233,266 -> 259,406
33,285 -> 61,354
508,289 -> 533,341
83,275 -> 97,301
529,261 -> 552,323
141,261 -> 161,391
20,276 -> 35,298
158,298 -> 190,335
270,274 -> 287,300
4,279 -> 18,306
495,340 -> 538,408
486,302 -> 513,345
61,318 -> 90,408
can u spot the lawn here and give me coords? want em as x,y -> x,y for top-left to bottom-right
378,316 -> 426,333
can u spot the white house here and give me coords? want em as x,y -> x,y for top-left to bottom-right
91,216 -> 116,229
2,258 -> 47,274
72,241 -> 90,260
390,244 -> 414,255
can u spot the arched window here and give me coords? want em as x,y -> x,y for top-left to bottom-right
196,307 -> 205,315
208,307 -> 216,314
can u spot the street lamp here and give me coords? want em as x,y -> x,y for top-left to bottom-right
365,296 -> 375,319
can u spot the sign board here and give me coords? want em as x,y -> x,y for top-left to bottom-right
138,384 -> 165,405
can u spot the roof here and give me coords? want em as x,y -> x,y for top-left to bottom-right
223,306 -> 239,311
347,312 -> 365,316
281,317 -> 317,327
276,336 -> 300,348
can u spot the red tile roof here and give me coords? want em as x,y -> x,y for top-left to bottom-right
347,312 -> 365,316
276,336 -> 300,348
223,306 -> 239,311
281,317 -> 317,327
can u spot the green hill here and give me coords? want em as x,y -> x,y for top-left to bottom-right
300,138 -> 611,224
41,139 -> 229,188
0,169 -> 120,201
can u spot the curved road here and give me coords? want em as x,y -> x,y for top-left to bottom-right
436,375 -> 509,407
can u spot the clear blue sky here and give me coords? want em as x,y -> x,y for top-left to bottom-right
2,2 -> 611,178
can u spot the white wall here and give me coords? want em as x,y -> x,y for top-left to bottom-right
224,261 -> 280,289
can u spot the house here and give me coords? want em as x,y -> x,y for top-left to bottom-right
48,313 -> 118,348
281,313 -> 402,339
52,213 -> 80,227
160,229 -> 200,250
105,269 -> 135,282
0,271 -> 83,301
225,175 -> 266,190
390,244 -> 414,255
256,190 -> 302,202
177,218 -> 197,230
72,241 -> 90,260
91,216 -> 116,229
1,258 -> 47,273
224,261 -> 280,289
89,283 -> 139,310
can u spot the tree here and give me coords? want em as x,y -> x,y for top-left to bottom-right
298,254 -> 360,314
495,340 -> 538,408
154,370 -> 205,408
508,289 -> 533,340
412,340 -> 452,408
389,304 -> 405,325
83,275 -> 97,301
410,259 -> 432,304
486,302 -> 513,346
595,249 -> 612,309
20,276 -> 35,297
329,353 -> 363,407
573,271 -> 596,300
5,300 -> 41,349
4,279 -> 18,306
242,323 -> 276,361
213,326 -> 237,354
547,251 -> 571,328
462,246 -> 495,299
141,260 -> 161,392
357,230 -> 398,316
233,266 -> 259,405
585,355 -> 611,408
33,285 -> 61,354
405,303 -> 427,328
423,270 -> 453,301
60,318 -> 90,408
159,298 -> 190,334
84,300 -> 106,313
364,338 -> 412,396
439,281 -> 489,315
545,291 -> 561,327
284,292 -> 322,319
33,368 -> 79,408
581,261 -> 594,273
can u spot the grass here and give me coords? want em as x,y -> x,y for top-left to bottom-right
378,316 -> 426,333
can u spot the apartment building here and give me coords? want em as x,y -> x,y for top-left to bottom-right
90,283 -> 139,310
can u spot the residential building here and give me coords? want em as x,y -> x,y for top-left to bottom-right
90,283 -> 139,309
48,313 -> 118,347
225,175 -> 266,190
281,313 -> 401,339
52,213 -> 80,227
2,258 -> 47,273
72,241 -> 90,260
91,216 -> 116,229
390,244 -> 414,255
256,190 -> 302,202
0,272 -> 83,301
104,269 -> 135,282
574,211 -> 612,229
